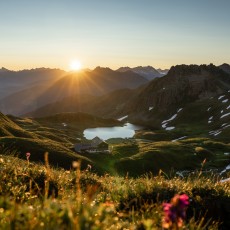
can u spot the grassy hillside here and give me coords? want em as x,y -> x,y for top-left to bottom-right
75,138 -> 230,178
0,112 -> 92,169
0,112 -> 35,138
35,112 -> 122,130
3,111 -> 230,177
0,154 -> 229,229
0,137 -> 90,169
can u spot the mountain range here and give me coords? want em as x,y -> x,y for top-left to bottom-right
1,63 -> 230,137
0,66 -> 150,115
116,65 -> 168,80
1,63 -> 230,175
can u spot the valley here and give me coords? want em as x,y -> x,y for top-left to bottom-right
0,64 -> 230,229
0,64 -> 230,177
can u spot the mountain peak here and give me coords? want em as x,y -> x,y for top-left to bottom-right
167,64 -> 223,77
0,67 -> 10,72
93,66 -> 113,73
117,65 -> 165,81
219,63 -> 230,74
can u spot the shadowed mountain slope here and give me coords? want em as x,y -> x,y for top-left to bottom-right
124,64 -> 230,122
0,67 -> 147,116
219,63 -> 230,74
24,87 -> 143,118
0,111 -> 91,168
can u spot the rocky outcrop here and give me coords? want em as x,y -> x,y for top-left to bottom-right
125,64 -> 230,122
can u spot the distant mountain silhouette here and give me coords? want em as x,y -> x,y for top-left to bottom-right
0,68 -> 66,99
219,63 -> 230,74
24,64 -> 230,128
156,68 -> 169,75
0,67 -> 10,73
117,66 -> 166,80
0,67 -> 147,116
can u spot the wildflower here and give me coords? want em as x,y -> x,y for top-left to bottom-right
26,152 -> 31,161
202,158 -> 207,165
72,161 -> 80,168
162,194 -> 189,229
86,164 -> 92,171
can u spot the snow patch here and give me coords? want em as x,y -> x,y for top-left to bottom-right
208,121 -> 212,124
118,115 -> 128,121
214,131 -> 222,136
220,164 -> 230,175
162,123 -> 168,129
161,109 -> 182,130
162,114 -> 177,124
226,105 -> 230,110
175,172 -> 184,177
149,106 -> 154,111
224,152 -> 230,156
172,136 -> 187,142
221,110 -> 224,114
220,178 -> 230,183
165,126 -> 175,131
207,107 -> 211,111
209,123 -> 230,136
209,116 -> 213,120
222,99 -> 229,103
218,95 -> 225,100
220,112 -> 230,119
62,123 -> 67,127
209,130 -> 222,136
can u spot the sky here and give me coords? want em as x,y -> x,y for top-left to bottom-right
0,0 -> 230,70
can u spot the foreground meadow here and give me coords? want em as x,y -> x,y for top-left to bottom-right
0,153 -> 229,230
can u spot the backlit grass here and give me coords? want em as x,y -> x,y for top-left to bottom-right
0,153 -> 229,229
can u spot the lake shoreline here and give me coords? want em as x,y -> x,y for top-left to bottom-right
83,122 -> 143,140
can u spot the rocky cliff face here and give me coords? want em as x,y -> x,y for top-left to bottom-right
124,64 -> 230,125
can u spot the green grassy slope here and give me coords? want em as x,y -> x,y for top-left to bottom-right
0,112 -> 92,169
76,138 -> 230,177
35,112 -> 122,131
0,154 -> 229,229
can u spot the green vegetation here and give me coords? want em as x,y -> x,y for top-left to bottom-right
2,112 -> 230,178
77,138 -> 230,177
1,111 -> 230,228
35,112 -> 122,131
0,154 -> 229,229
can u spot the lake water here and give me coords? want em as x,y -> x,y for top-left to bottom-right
84,123 -> 143,140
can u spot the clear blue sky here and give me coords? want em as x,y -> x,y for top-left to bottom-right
0,0 -> 229,70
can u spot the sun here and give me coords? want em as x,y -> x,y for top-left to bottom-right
69,60 -> 82,71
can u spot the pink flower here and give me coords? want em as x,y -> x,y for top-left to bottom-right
162,194 -> 190,229
179,194 -> 189,208
26,152 -> 31,161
